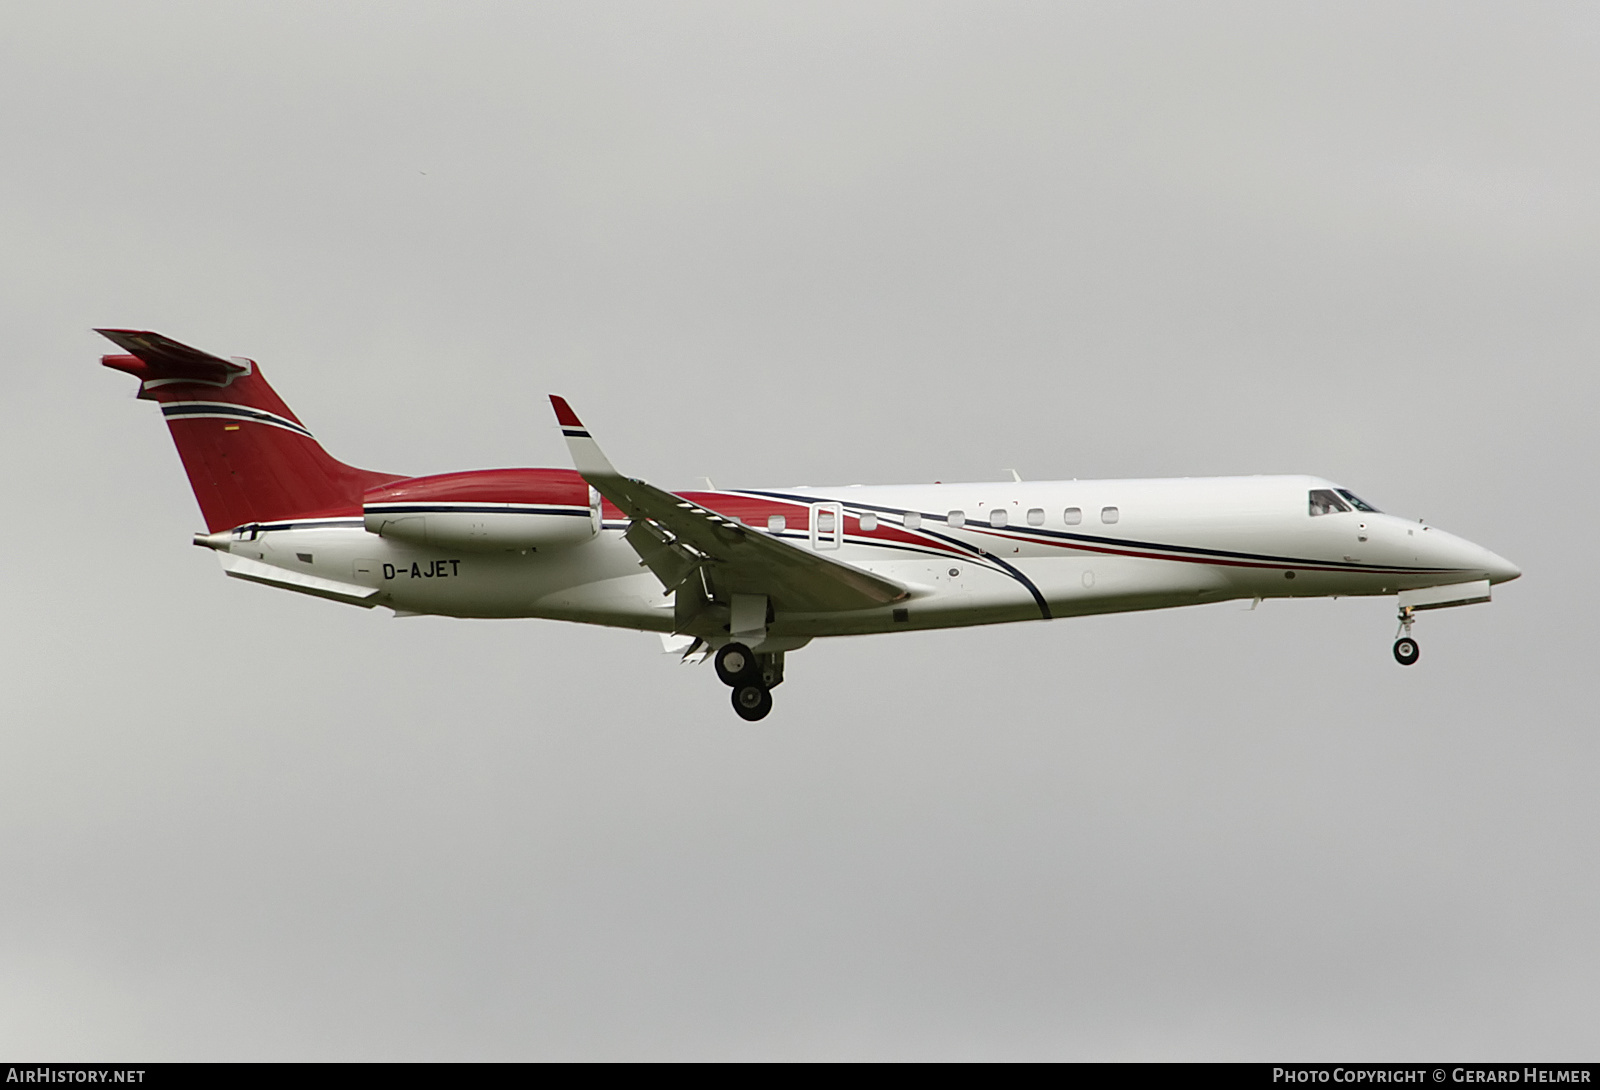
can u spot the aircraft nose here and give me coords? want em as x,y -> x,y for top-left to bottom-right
1482,549 -> 1521,584
1456,535 -> 1520,583
1418,524 -> 1520,583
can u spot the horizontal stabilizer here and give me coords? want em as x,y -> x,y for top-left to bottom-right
96,328 -> 249,385
219,554 -> 380,608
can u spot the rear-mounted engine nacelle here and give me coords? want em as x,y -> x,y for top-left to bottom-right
363,507 -> 598,552
361,468 -> 601,553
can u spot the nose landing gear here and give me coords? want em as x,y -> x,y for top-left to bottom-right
714,642 -> 784,720
1393,607 -> 1420,666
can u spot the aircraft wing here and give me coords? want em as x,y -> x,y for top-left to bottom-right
549,396 -> 908,613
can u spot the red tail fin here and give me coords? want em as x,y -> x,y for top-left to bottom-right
99,330 -> 404,531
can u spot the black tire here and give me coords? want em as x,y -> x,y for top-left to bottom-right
715,643 -> 758,686
1393,637 -> 1420,666
731,683 -> 773,721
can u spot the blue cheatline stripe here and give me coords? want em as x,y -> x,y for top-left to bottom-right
985,554 -> 1052,619
161,401 -> 315,439
243,518 -> 365,533
731,488 -> 1453,575
909,525 -> 1051,619
365,504 -> 591,517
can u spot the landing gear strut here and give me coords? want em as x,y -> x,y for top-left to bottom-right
1393,607 -> 1420,666
714,642 -> 783,720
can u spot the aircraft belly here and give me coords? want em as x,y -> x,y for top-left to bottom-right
1033,553 -> 1235,617
530,574 -> 674,631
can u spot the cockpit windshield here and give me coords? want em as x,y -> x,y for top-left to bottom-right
1309,489 -> 1351,516
1336,488 -> 1379,512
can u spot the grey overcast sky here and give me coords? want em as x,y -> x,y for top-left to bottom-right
2,1 -> 1596,1060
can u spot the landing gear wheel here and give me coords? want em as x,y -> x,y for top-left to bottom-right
731,683 -> 773,721
1393,637 -> 1420,666
715,643 -> 758,686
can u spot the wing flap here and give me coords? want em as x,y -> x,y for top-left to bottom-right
623,518 -> 702,592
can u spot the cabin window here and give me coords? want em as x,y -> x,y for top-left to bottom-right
1309,489 -> 1351,517
903,511 -> 921,530
859,512 -> 878,532
947,510 -> 965,528
1336,488 -> 1379,512
767,514 -> 786,532
989,509 -> 1007,528
1101,506 -> 1119,524
817,511 -> 836,532
1063,507 -> 1082,525
1027,508 -> 1045,527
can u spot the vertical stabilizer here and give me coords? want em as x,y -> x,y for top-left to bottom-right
99,329 -> 403,531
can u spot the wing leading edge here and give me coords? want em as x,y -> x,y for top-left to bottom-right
549,396 -> 908,614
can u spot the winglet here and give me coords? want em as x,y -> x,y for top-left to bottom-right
549,395 -> 584,430
549,395 -> 619,479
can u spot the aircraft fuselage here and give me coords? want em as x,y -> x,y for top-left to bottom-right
212,473 -> 1518,639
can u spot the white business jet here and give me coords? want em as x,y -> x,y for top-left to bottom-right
100,330 -> 1520,720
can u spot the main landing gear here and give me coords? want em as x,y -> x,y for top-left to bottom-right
714,642 -> 783,721
1393,606 -> 1420,666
